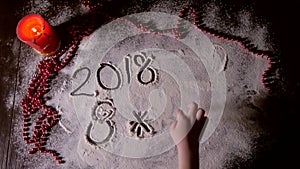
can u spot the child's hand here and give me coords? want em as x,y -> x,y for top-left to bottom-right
170,102 -> 206,169
170,102 -> 205,145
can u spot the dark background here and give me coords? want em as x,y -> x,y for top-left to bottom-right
0,0 -> 299,168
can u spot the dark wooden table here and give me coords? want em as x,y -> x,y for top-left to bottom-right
1,0 -> 299,168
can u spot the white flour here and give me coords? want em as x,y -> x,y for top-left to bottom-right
6,1 -> 273,168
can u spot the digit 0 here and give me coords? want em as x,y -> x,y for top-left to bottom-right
97,62 -> 122,90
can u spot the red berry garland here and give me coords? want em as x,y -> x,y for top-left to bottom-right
21,0 -> 102,164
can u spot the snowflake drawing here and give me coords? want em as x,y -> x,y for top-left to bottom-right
128,111 -> 154,138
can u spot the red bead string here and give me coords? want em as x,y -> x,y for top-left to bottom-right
175,5 -> 278,92
112,5 -> 277,92
21,1 -> 277,165
21,0 -> 100,164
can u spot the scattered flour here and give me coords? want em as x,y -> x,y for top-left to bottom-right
8,0 -> 273,168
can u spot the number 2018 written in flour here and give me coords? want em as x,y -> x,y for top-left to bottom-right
70,53 -> 158,96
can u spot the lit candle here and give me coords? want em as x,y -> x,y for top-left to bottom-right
16,14 -> 61,56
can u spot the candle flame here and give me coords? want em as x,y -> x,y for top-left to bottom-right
31,26 -> 41,36
31,27 -> 37,33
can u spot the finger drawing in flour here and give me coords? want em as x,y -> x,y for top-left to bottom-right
134,54 -> 158,85
86,99 -> 116,145
97,62 -> 122,90
128,110 -> 154,138
70,67 -> 94,97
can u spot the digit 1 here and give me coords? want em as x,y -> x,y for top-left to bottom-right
124,55 -> 131,84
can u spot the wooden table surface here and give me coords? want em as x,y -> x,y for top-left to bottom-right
0,0 -> 299,168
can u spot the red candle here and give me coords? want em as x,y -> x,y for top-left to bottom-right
16,14 -> 61,56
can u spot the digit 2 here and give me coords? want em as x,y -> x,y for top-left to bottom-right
70,67 -> 94,97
